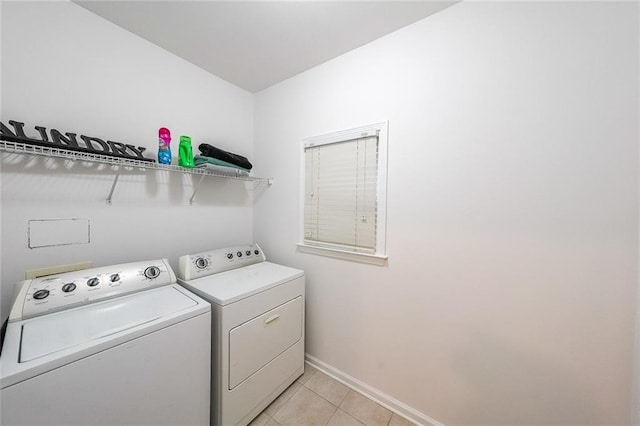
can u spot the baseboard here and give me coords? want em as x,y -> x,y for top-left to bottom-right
304,353 -> 444,426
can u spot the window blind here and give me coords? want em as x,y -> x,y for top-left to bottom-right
304,135 -> 379,253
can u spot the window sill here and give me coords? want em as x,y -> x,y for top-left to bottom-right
296,243 -> 388,266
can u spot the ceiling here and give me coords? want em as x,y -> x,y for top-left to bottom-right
74,1 -> 457,93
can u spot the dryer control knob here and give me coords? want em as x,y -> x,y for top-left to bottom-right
195,258 -> 209,270
144,266 -> 161,280
62,283 -> 77,293
87,278 -> 100,287
246,250 -> 251,256
110,273 -> 120,283
226,253 -> 233,260
236,251 -> 242,258
254,250 -> 260,255
33,289 -> 50,300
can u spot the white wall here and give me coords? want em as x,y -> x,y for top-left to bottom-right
254,2 -> 639,425
0,1 -> 255,319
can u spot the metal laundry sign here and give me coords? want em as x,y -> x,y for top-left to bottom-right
0,119 -> 154,162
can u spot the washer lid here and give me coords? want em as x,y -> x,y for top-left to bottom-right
19,286 -> 199,362
178,262 -> 304,305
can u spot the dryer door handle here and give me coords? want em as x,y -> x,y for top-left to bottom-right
264,314 -> 280,325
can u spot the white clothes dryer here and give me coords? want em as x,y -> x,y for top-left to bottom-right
0,259 -> 211,426
177,244 -> 305,426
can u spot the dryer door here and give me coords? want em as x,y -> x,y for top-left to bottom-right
228,296 -> 303,389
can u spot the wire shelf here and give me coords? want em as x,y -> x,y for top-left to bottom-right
0,140 -> 270,183
0,140 -> 273,204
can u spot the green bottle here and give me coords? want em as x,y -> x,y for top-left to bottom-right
178,135 -> 194,168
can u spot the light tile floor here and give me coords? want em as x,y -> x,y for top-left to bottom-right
249,364 -> 416,426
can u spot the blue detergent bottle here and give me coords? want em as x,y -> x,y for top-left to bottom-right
158,127 -> 172,164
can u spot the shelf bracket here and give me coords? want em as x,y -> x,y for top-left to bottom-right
189,174 -> 206,205
106,173 -> 120,205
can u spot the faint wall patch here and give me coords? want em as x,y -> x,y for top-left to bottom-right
28,219 -> 90,248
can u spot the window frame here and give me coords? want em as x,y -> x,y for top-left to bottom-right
297,121 -> 388,266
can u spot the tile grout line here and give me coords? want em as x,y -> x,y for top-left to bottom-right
299,370 -> 347,426
323,405 -> 339,426
303,383 -> 371,426
270,382 -> 304,421
301,370 -> 352,410
304,358 -> 422,425
322,368 -> 401,424
263,366 -> 404,426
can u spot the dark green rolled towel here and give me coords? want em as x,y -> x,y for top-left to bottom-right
198,143 -> 252,170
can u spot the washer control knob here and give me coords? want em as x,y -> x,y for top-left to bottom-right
144,266 -> 161,280
195,258 -> 209,270
246,250 -> 251,256
33,289 -> 50,300
226,253 -> 233,260
110,273 -> 120,283
62,283 -> 77,293
236,251 -> 242,258
87,277 -> 100,287
254,249 -> 260,255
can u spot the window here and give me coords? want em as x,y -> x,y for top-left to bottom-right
297,122 -> 388,265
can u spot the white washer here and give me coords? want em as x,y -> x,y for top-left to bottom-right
1,259 -> 211,425
177,244 -> 305,426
